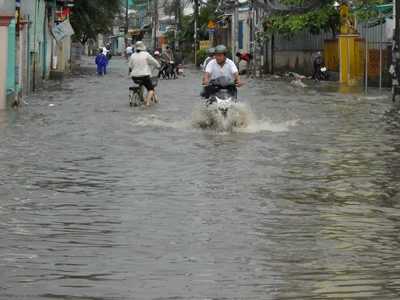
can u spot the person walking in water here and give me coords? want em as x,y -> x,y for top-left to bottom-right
95,48 -> 108,75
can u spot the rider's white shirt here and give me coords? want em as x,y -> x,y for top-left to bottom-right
129,51 -> 161,77
205,58 -> 238,81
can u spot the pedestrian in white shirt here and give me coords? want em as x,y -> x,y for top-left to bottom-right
125,45 -> 133,61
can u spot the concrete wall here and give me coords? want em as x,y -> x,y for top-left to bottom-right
273,50 -> 318,77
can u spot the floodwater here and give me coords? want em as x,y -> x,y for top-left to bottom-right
1,55 -> 400,300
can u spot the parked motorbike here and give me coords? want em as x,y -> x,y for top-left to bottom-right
315,63 -> 329,81
204,76 -> 237,118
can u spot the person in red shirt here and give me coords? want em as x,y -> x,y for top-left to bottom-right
235,52 -> 253,77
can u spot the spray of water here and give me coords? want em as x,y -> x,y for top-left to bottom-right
130,102 -> 298,134
191,101 -> 292,133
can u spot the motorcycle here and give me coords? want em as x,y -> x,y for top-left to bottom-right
315,63 -> 329,81
106,52 -> 112,61
204,76 -> 237,119
177,63 -> 184,76
167,61 -> 177,79
105,45 -> 112,61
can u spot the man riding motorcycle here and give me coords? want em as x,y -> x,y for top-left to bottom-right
203,45 -> 243,97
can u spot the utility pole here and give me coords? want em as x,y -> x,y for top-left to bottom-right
194,0 -> 200,67
392,0 -> 400,101
153,0 -> 158,50
125,0 -> 128,47
234,0 -> 239,60
175,0 -> 180,50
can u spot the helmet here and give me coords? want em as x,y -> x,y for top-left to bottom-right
214,45 -> 228,55
154,51 -> 160,56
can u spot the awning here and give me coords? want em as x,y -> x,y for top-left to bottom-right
141,23 -> 152,31
128,29 -> 141,34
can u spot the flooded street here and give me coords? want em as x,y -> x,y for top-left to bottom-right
1,55 -> 400,299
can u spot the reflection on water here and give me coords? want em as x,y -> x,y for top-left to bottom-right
1,57 -> 400,299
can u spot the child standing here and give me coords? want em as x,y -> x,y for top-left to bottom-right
95,48 -> 108,75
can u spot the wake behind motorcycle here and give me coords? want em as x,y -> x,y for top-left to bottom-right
204,76 -> 237,118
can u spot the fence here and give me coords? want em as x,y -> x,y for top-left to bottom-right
355,39 -> 365,77
324,39 -> 390,78
324,39 -> 339,71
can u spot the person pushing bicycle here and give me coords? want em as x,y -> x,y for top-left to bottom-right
128,41 -> 161,108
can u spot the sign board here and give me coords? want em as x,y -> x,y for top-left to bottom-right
156,24 -> 168,37
51,19 -> 74,43
71,43 -> 82,61
206,20 -> 216,29
200,40 -> 210,49
206,29 -> 215,34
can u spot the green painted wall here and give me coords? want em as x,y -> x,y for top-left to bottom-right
7,19 -> 16,93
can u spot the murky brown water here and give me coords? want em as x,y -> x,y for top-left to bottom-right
1,56 -> 400,299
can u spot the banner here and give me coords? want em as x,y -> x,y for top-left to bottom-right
200,40 -> 210,49
51,19 -> 74,43
57,8 -> 70,21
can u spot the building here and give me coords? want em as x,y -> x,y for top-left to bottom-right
0,0 -> 74,110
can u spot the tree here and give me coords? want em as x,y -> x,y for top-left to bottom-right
69,0 -> 122,45
264,0 -> 391,40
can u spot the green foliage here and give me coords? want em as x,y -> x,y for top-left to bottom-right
70,0 -> 122,44
265,2 -> 338,39
163,28 -> 176,48
197,47 -> 208,64
198,6 -> 216,40
264,0 -> 391,39
173,6 -> 216,54
177,14 -> 194,53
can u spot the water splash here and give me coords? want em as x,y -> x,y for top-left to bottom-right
129,102 -> 300,133
191,101 -> 293,133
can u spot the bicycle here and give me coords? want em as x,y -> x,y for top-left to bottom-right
129,76 -> 159,107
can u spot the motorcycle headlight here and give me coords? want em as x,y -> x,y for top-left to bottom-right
216,90 -> 229,99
